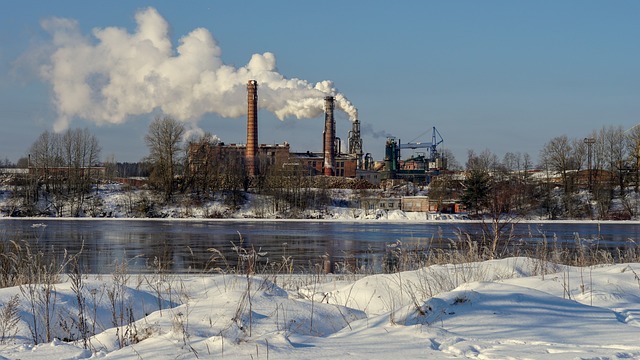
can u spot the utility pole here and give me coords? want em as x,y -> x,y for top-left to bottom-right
584,137 -> 595,192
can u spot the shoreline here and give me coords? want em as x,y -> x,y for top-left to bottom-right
2,216 -> 640,225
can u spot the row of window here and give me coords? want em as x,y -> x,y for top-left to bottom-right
363,201 -> 397,209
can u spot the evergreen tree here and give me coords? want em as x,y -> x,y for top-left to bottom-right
461,169 -> 490,216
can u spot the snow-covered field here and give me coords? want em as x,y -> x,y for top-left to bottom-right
0,257 -> 639,359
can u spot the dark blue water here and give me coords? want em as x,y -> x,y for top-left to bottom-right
1,219 -> 639,273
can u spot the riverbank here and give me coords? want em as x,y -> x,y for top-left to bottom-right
2,183 -> 638,222
3,216 -> 640,225
0,183 -> 468,221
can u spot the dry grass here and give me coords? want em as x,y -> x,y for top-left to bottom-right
0,226 -> 637,348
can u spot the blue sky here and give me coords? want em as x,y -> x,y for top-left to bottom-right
1,1 -> 639,165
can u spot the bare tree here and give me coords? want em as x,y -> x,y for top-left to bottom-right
589,128 -> 606,176
27,131 -> 64,212
584,126 -> 627,218
440,148 -> 461,171
501,151 -> 536,213
540,135 -> 575,191
219,151 -> 247,207
604,126 -> 628,191
585,129 -> 610,218
466,149 -> 499,173
626,125 -> 640,192
61,128 -> 102,215
24,129 -> 101,216
184,133 -> 220,198
571,137 -> 587,173
145,116 -> 185,201
428,171 -> 461,212
29,131 -> 60,193
541,135 -> 589,217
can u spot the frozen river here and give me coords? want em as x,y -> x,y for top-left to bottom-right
1,219 -> 639,273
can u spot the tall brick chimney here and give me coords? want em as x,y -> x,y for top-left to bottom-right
246,80 -> 258,177
323,96 -> 335,176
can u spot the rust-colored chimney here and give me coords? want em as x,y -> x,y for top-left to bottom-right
323,96 -> 335,176
246,80 -> 258,177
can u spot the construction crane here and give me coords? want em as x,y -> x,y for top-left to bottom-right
398,126 -> 443,163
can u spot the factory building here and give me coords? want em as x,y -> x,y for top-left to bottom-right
188,142 -> 291,173
188,80 -> 362,180
381,128 -> 447,185
289,151 -> 357,177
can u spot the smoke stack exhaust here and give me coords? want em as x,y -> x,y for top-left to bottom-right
246,80 -> 258,177
323,96 -> 335,176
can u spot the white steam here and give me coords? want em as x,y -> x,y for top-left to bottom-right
36,7 -> 357,132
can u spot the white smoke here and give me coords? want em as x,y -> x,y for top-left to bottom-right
35,7 -> 357,132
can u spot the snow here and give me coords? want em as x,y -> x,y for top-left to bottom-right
0,183 -> 473,221
3,184 -> 640,358
1,258 -> 640,359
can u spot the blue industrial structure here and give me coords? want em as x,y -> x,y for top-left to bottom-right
384,127 -> 447,184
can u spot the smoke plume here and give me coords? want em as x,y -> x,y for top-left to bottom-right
361,123 -> 393,139
34,7 -> 357,132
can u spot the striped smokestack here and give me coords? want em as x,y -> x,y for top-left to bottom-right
323,96 -> 335,176
246,80 -> 258,177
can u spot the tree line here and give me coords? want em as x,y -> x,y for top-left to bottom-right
17,128 -> 101,216
6,116 -> 640,219
7,116 -> 336,217
439,125 -> 640,220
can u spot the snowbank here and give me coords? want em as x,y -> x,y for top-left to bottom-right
1,258 -> 640,358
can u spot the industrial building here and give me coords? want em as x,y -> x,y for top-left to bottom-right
356,196 -> 464,214
188,79 -> 452,190
382,127 -> 447,185
188,80 -> 362,179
